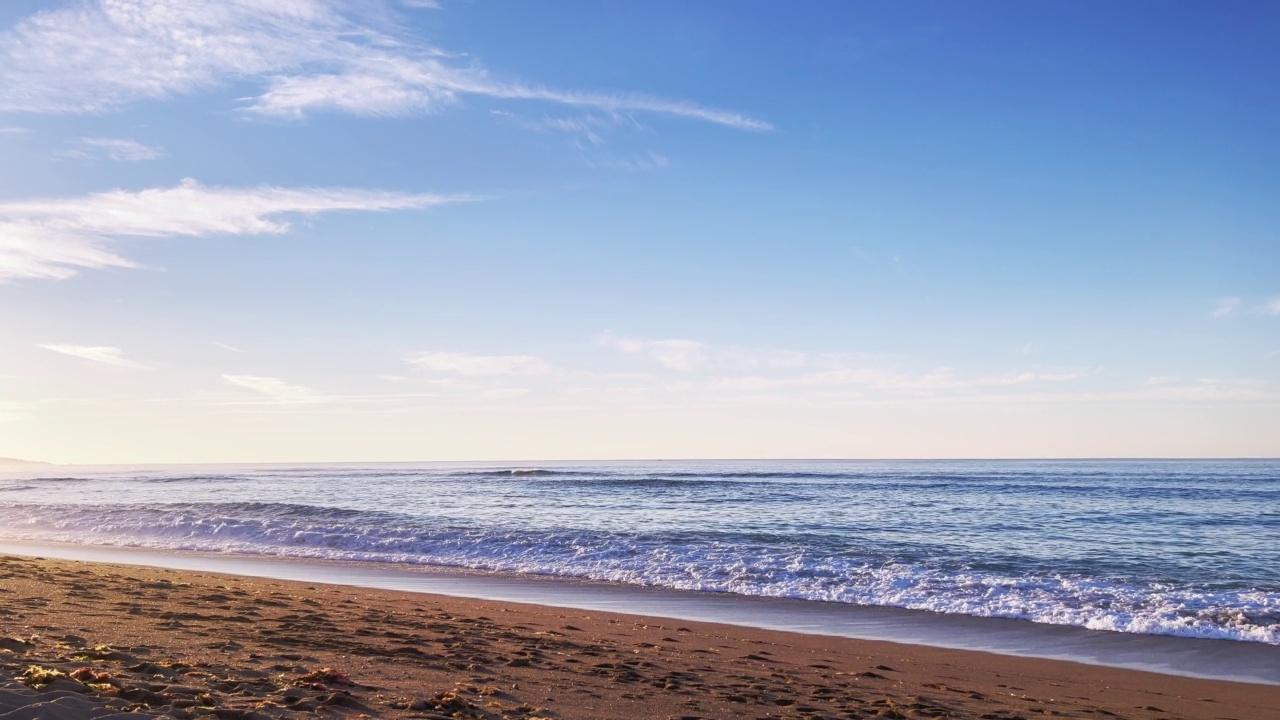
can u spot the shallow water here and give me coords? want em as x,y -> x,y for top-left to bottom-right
3,541 -> 1277,685
1,459 -> 1276,644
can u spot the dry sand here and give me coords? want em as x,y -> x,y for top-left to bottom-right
0,554 -> 1275,720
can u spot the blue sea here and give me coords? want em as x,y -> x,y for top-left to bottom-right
1,459 -> 1276,646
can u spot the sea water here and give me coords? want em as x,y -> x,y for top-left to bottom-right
0,459 -> 1276,645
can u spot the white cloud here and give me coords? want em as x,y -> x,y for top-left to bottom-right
223,374 -> 317,402
0,1 -> 769,131
602,335 -> 707,372
1256,297 -> 1280,316
1213,297 -> 1241,319
478,387 -> 531,400
598,333 -> 1095,398
39,344 -> 150,369
214,341 -> 247,353
0,126 -> 28,135
219,374 -> 443,410
56,137 -> 165,162
709,366 -> 1093,395
587,152 -> 672,172
406,351 -> 554,376
493,111 -> 629,145
1138,378 -> 1277,402
0,178 -> 464,281
601,333 -> 848,373
477,84 -> 770,131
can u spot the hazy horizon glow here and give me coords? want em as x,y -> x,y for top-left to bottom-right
1,1 -> 1276,463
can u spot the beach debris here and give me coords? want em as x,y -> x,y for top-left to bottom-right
19,664 -> 68,688
69,666 -> 113,683
293,667 -> 354,689
75,643 -> 131,661
409,690 -> 485,717
213,708 -> 262,720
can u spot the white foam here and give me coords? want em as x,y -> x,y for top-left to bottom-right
0,502 -> 1275,644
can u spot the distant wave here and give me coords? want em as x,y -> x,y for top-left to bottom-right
141,475 -> 246,484
459,468 -> 572,477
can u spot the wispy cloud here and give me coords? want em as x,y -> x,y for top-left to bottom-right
600,333 -> 828,373
1213,295 -> 1280,319
0,178 -> 465,281
598,333 -> 1095,398
600,335 -> 708,372
0,1 -> 769,131
55,137 -> 165,162
219,373 -> 439,410
1256,297 -> 1280,316
587,152 -> 672,172
493,111 -> 634,146
0,126 -> 28,135
0,400 -> 25,422
223,374 -> 317,402
406,351 -> 554,376
1213,296 -> 1241,319
707,366 -> 1095,396
214,341 -> 247,353
38,344 -> 150,369
1135,378 -> 1279,402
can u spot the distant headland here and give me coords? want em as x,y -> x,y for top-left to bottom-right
0,457 -> 49,467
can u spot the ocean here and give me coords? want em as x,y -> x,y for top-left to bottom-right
1,459 -> 1276,646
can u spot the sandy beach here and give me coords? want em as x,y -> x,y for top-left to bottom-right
1,555 -> 1275,720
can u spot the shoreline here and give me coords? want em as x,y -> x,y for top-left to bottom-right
2,540 -> 1278,687
1,553 -> 1277,720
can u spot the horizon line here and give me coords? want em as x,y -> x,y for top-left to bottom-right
4,456 -> 1278,468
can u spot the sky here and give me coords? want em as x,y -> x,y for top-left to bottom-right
0,0 -> 1277,464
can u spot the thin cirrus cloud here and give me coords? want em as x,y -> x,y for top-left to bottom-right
598,333 -> 815,373
1212,297 -> 1242,319
587,152 -> 672,172
406,351 -> 555,377
0,0 -> 770,131
221,373 -> 439,409
1212,296 -> 1280,319
492,111 -> 628,146
601,335 -> 708,372
599,333 -> 1095,398
55,137 -> 166,162
38,344 -> 150,369
222,374 -> 318,402
700,365 -> 1095,398
0,178 -> 467,281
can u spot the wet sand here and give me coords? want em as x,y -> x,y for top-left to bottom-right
1,555 -> 1275,720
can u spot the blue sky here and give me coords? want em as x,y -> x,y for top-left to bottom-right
0,0 -> 1276,463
